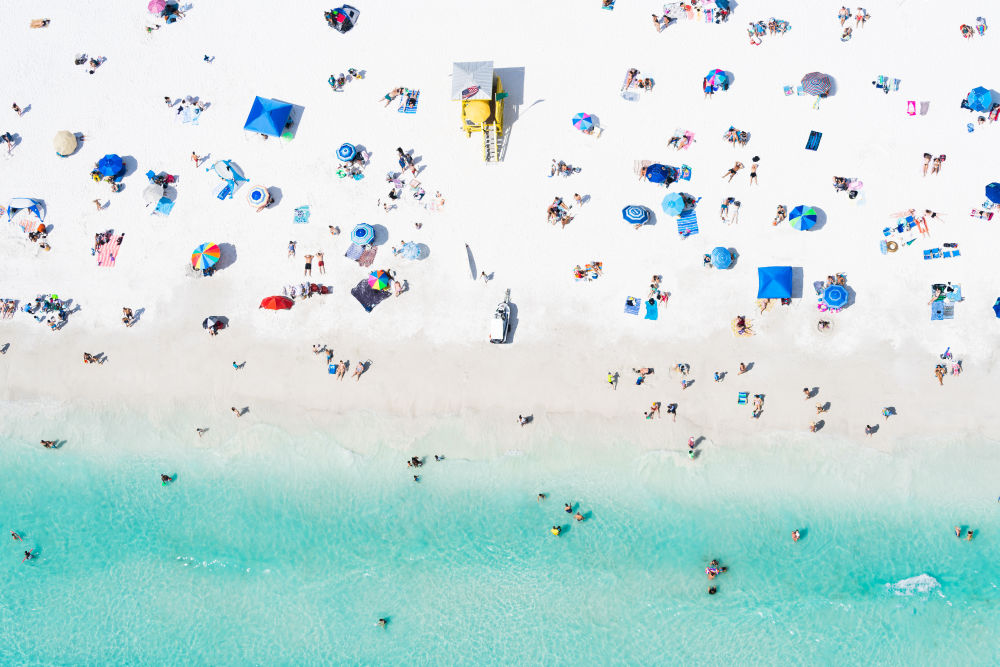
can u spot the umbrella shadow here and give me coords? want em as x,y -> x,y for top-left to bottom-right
790,267 -> 804,299
809,207 -> 828,231
813,419 -> 826,432
371,225 -> 389,246
267,186 -> 283,208
121,155 -> 139,179
283,104 -> 305,139
214,243 -> 238,272
728,248 -> 740,268
415,243 -> 430,260
826,75 -> 838,97
723,71 -> 736,90
465,244 -> 477,279
844,286 -> 857,308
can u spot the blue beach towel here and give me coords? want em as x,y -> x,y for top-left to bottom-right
624,297 -> 640,315
399,89 -> 420,114
805,131 -> 822,151
677,209 -> 699,237
293,205 -> 311,224
644,300 -> 658,320
931,301 -> 944,321
181,107 -> 201,125
153,197 -> 174,216
328,363 -> 338,375
679,165 -> 692,181
602,0 -> 616,9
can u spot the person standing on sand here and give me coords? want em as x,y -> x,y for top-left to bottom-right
317,252 -> 325,274
935,365 -> 945,385
802,387 -> 811,399
231,407 -> 242,418
303,254 -> 313,277
93,199 -> 103,211
749,161 -> 759,186
480,272 -> 490,286
738,362 -> 748,374
196,428 -> 207,437
865,425 -> 873,436
607,372 -> 617,390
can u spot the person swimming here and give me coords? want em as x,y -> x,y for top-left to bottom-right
708,587 -> 717,595
537,493 -> 546,502
376,618 -> 387,628
551,526 -> 562,536
160,474 -> 173,484
574,511 -> 584,522
564,503 -> 572,514
792,530 -> 800,542
11,531 -> 21,541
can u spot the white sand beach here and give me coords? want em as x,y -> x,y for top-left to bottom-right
1,0 -> 999,463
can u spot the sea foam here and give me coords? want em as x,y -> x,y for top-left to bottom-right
885,574 -> 943,596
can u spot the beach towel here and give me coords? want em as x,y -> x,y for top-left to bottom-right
633,159 -> 652,176
601,0 -> 615,9
344,243 -> 364,261
180,107 -> 201,125
399,89 -> 419,113
679,165 -> 692,181
358,246 -> 377,267
783,86 -> 794,96
293,205 -> 310,224
644,300 -> 658,320
676,209 -> 699,236
796,85 -> 804,96
947,285 -> 963,301
805,131 -> 822,151
214,182 -> 234,200
351,279 -> 391,313
907,100 -> 916,116
96,235 -> 123,267
681,131 -> 695,149
624,297 -> 640,315
737,392 -> 749,405
153,197 -> 174,216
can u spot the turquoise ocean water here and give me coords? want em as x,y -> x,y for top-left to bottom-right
1,416 -> 999,666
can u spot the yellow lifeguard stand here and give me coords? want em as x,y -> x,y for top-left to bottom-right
451,61 -> 505,162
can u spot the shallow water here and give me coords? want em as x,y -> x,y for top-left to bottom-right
1,419 -> 998,665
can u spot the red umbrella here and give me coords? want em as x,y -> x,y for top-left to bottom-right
259,296 -> 294,310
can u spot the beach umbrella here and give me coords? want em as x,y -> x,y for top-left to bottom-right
351,223 -> 375,245
97,154 -> 124,178
757,266 -> 793,299
994,298 -> 1000,319
259,296 -> 294,310
572,113 -> 594,132
622,205 -> 649,225
148,0 -> 166,13
247,186 -> 269,207
661,193 -> 685,216
715,0 -> 730,9
801,72 -> 832,96
705,69 -> 728,89
368,270 -> 391,291
822,284 -> 848,309
711,247 -> 733,269
968,87 -> 993,113
202,316 -> 223,329
191,243 -> 221,270
645,163 -> 669,184
986,183 -> 1000,204
53,131 -> 77,157
399,241 -> 422,260
788,205 -> 818,230
337,143 -> 356,161
143,183 -> 165,204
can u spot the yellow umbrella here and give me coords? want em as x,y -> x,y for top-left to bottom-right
53,131 -> 77,157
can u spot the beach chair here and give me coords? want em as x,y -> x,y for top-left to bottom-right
737,392 -> 749,405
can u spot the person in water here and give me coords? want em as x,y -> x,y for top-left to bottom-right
564,503 -> 572,513
160,474 -> 173,484
537,493 -> 546,502
11,531 -> 21,541
574,511 -> 584,522
376,618 -> 387,628
954,526 -> 961,538
792,530 -> 800,542
967,530 -> 974,541
708,587 -> 717,595
551,526 -> 561,536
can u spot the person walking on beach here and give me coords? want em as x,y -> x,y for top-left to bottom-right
607,372 -> 617,390
666,403 -> 677,422
196,428 -> 207,437
191,151 -> 204,167
480,271 -> 490,286
12,103 -> 24,117
749,160 -> 759,186
231,407 -> 242,418
233,361 -> 245,370
935,365 -> 946,385
864,425 -> 873,436
738,362 -> 748,374
802,387 -> 811,400
317,252 -> 325,274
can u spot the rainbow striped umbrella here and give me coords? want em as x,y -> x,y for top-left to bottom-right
192,243 -> 221,270
788,205 -> 817,231
801,72 -> 832,97
368,270 -> 391,291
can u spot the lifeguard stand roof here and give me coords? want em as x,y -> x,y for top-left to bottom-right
451,61 -> 494,100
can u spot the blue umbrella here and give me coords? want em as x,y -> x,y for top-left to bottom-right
822,284 -> 848,309
337,143 -> 356,161
994,298 -> 1000,319
968,87 -> 993,113
351,223 -> 375,245
711,247 -> 732,269
986,182 -> 1000,204
789,205 -> 818,231
661,193 -> 685,215
97,154 -> 124,177
645,163 -> 668,184
715,0 -> 730,9
399,242 -> 422,260
622,205 -> 649,225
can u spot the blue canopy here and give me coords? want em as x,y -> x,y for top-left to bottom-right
243,97 -> 293,137
711,247 -> 732,269
661,193 -> 685,215
757,266 -> 793,299
622,205 -> 649,225
986,182 -> 1000,204
97,154 -> 124,177
822,284 -> 848,308
994,298 -> 1000,319
968,87 -> 993,113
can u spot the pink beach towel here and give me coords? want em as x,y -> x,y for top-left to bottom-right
96,235 -> 123,267
681,131 -> 695,149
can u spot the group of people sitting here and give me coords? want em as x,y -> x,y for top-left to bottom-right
546,197 -> 574,228
281,283 -> 332,301
24,295 -> 69,330
622,68 -> 654,92
832,176 -> 860,198
1,300 -> 17,319
549,159 -> 580,178
328,68 -> 362,92
747,17 -> 790,43
573,262 -> 603,281
723,126 -> 750,147
337,151 -> 368,180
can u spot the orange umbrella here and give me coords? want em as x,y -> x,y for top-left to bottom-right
259,296 -> 294,310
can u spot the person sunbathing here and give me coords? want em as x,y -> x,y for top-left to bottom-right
772,205 -> 787,225
623,68 -> 638,90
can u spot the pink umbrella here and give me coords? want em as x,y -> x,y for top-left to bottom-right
148,0 -> 166,14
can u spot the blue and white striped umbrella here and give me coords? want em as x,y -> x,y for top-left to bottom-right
622,205 -> 649,225
351,223 -> 375,245
399,242 -> 422,260
337,143 -> 356,161
822,284 -> 848,309
711,247 -> 733,269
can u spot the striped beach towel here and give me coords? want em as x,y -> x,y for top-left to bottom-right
96,235 -> 123,267
358,246 -> 377,267
677,209 -> 699,237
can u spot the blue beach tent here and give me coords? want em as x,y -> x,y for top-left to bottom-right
243,97 -> 293,137
757,266 -> 792,299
